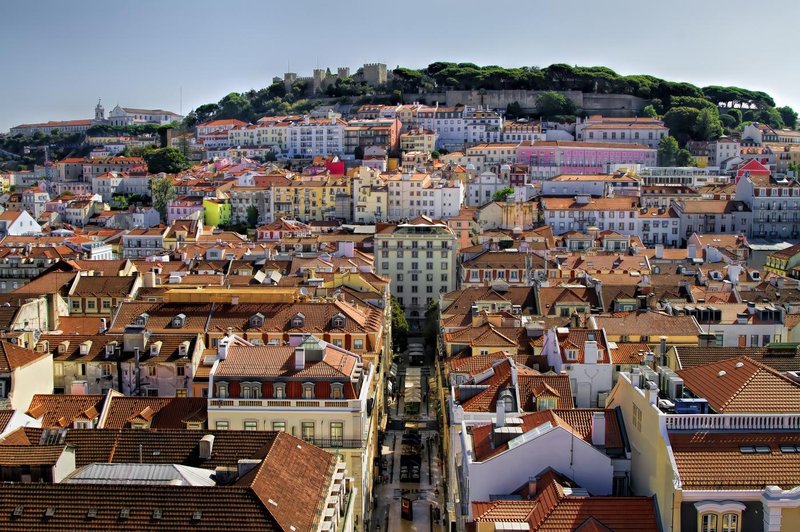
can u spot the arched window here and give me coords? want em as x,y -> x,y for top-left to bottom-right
274,383 -> 286,399
302,382 -> 315,399
331,383 -> 344,400
216,382 -> 228,399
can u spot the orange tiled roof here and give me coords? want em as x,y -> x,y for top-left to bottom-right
669,431 -> 800,490
676,356 -> 800,413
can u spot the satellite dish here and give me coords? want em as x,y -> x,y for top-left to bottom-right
299,287 -> 308,296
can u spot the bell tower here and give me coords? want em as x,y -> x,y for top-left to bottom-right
94,98 -> 105,122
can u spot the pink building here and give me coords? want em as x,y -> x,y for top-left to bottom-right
167,195 -> 205,225
516,141 -> 657,179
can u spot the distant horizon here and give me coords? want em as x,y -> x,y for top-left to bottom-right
2,0 -> 798,131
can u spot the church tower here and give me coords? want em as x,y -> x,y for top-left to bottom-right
94,99 -> 105,123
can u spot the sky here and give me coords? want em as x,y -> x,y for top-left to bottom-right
1,0 -> 799,132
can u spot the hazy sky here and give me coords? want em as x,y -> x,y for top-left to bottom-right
2,0 -> 799,131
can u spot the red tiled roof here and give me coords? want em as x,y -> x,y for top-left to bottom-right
26,394 -> 106,428
0,342 -> 48,372
677,356 -> 800,413
669,431 -> 800,490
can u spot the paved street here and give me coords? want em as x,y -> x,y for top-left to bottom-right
371,339 -> 445,531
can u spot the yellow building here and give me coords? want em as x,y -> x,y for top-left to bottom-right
400,128 -> 437,153
272,175 -> 352,222
591,312 -> 703,346
350,166 -> 388,223
203,197 -> 231,227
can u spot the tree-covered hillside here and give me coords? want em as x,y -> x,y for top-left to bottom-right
183,62 -> 795,144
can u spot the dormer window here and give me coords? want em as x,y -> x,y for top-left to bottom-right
135,313 -> 149,326
274,383 -> 286,399
331,313 -> 346,329
291,313 -> 305,328
537,396 -> 557,411
566,349 -> 578,361
172,313 -> 186,329
241,382 -> 262,399
216,382 -> 229,399
302,382 -> 315,399
249,312 -> 265,328
331,383 -> 344,400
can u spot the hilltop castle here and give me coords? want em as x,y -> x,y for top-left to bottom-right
273,63 -> 389,93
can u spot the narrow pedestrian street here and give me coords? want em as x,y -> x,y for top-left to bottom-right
371,336 -> 445,531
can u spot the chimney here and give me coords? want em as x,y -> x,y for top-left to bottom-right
647,380 -> 659,405
660,336 -> 667,366
591,411 -> 606,446
218,336 -> 230,360
70,381 -> 89,395
687,245 -> 697,259
698,333 -> 716,348
584,340 -> 599,365
199,434 -> 214,459
655,244 -> 664,259
746,301 -> 756,314
294,345 -> 305,370
99,318 -> 107,334
496,400 -> 506,428
237,459 -> 261,478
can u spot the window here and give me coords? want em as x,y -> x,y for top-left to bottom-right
176,365 -> 185,376
274,383 -> 286,399
147,366 -> 156,377
331,383 -> 344,399
272,421 -> 286,432
216,382 -> 229,398
751,335 -> 759,347
330,422 -> 344,444
302,382 -> 315,399
216,420 -> 229,430
632,404 -> 642,431
301,421 -> 315,441
243,420 -> 258,431
353,338 -> 364,350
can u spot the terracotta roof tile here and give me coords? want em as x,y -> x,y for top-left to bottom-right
26,395 -> 106,428
677,356 -> 800,413
669,431 -> 800,490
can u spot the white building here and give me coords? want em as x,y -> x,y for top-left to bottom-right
285,115 -> 346,158
386,172 -> 464,220
541,196 -> 641,236
374,216 -> 456,320
0,210 -> 42,236
107,105 -> 183,126
542,328 -> 614,408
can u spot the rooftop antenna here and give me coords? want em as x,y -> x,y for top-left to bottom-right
179,86 -> 183,116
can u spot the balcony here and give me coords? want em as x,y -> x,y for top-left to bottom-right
301,437 -> 365,449
665,413 -> 800,431
209,398 -> 361,411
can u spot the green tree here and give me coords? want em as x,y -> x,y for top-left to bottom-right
493,186 -> 515,202
430,150 -> 441,159
246,205 -> 260,228
676,149 -> 694,167
662,107 -> 701,145
779,106 -> 798,129
193,103 -> 220,124
506,101 -> 524,119
143,147 -> 189,174
217,92 -> 252,121
535,91 -> 577,119
658,136 -> 680,166
390,297 -> 409,353
694,107 -> 723,141
641,105 -> 658,118
150,175 -> 176,223
423,300 -> 440,347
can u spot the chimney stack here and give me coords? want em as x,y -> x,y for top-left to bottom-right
294,345 -> 306,370
495,399 -> 506,428
584,340 -> 599,365
591,411 -> 606,446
